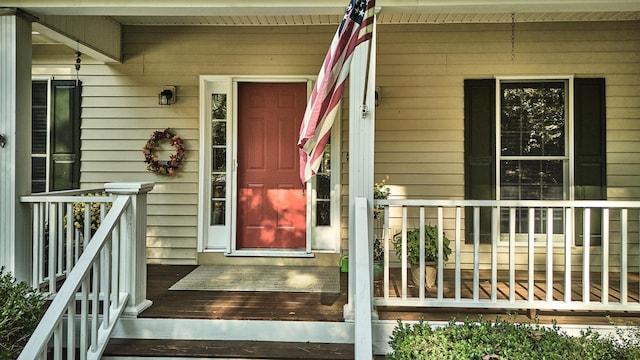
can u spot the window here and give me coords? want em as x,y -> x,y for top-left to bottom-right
464,77 -> 606,244
499,80 -> 568,235
210,93 -> 227,225
31,79 -> 82,193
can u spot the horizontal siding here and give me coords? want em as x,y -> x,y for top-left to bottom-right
33,20 -> 640,265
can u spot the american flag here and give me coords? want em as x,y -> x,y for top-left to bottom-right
297,0 -> 376,185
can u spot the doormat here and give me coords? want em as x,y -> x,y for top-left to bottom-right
168,265 -> 340,293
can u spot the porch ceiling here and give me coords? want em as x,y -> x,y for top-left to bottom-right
12,0 -> 640,26
110,11 -> 640,26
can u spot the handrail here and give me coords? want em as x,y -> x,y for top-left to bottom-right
18,196 -> 131,360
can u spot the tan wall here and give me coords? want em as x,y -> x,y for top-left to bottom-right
33,20 -> 640,265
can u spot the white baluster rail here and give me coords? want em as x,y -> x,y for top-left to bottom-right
19,182 -> 153,359
18,195 -> 130,360
21,188 -> 114,295
373,199 -> 640,313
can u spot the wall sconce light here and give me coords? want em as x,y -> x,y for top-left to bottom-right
158,86 -> 176,105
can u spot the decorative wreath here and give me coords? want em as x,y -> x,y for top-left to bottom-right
142,128 -> 185,175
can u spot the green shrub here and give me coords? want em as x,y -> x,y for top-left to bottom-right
0,267 -> 47,359
387,316 -> 640,360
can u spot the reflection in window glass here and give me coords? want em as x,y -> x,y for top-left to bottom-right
316,137 -> 331,226
499,81 -> 567,236
211,93 -> 227,226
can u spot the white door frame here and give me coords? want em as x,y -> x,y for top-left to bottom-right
198,75 -> 341,257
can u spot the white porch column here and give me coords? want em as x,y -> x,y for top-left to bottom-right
0,9 -> 33,282
346,33 -> 376,318
105,182 -> 155,316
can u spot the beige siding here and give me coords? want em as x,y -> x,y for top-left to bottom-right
33,20 -> 640,265
374,21 -> 640,268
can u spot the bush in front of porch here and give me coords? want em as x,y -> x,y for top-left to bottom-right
0,267 -> 46,359
387,317 -> 640,360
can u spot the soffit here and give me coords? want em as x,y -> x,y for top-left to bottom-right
109,11 -> 640,26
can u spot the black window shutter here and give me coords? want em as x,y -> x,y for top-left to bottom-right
50,80 -> 82,191
464,79 -> 496,244
574,78 -> 606,246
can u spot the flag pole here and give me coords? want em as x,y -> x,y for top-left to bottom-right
361,28 -> 374,108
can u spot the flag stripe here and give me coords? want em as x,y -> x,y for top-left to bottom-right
298,0 -> 376,185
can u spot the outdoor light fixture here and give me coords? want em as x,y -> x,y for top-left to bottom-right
158,86 -> 176,105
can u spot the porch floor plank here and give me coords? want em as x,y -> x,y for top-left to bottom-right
141,265 -> 348,322
142,265 -> 640,326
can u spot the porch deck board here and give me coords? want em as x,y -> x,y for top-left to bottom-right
142,265 -> 640,326
141,265 -> 348,322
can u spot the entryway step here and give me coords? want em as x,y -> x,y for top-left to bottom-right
103,338 -> 355,359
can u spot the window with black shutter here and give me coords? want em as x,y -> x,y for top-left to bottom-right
464,77 -> 606,245
31,79 -> 82,193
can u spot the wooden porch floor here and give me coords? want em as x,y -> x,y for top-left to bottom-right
141,265 -> 640,326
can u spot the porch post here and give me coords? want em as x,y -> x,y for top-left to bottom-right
105,182 -> 155,316
0,9 -> 33,282
345,29 -> 376,318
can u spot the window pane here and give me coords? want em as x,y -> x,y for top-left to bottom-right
211,200 -> 225,225
315,136 -> 331,226
500,160 -> 564,200
212,174 -> 226,198
212,147 -> 226,171
212,121 -> 226,145
316,201 -> 330,226
501,82 -> 565,156
317,174 -> 330,200
211,94 -> 227,119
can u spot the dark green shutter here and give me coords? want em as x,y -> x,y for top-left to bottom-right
50,80 -> 82,191
574,78 -> 606,245
464,79 -> 496,244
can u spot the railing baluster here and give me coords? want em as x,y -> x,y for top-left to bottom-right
528,208 -> 535,303
546,207 -> 553,303
437,206 -> 444,300
103,240 -> 112,328
49,203 -> 57,293
583,208 -> 591,304
509,207 -> 515,302
91,261 -> 100,352
602,208 -> 610,305
491,206 -> 498,302
419,207 -> 425,299
113,220 -> 121,307
401,206 -> 408,300
66,203 -> 73,276
53,321 -> 62,360
67,302 -> 75,360
473,206 -> 480,302
80,277 -> 89,360
565,207 -> 572,304
32,202 -> 41,288
455,206 -> 461,301
57,202 -> 64,277
621,208 -> 628,305
383,205 -> 390,300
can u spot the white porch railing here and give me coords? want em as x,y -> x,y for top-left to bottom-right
372,199 -> 640,312
18,182 -> 153,360
21,188 -> 114,295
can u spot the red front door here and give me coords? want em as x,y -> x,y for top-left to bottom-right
236,82 -> 307,249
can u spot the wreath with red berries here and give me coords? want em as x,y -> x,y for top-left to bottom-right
142,128 -> 185,175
